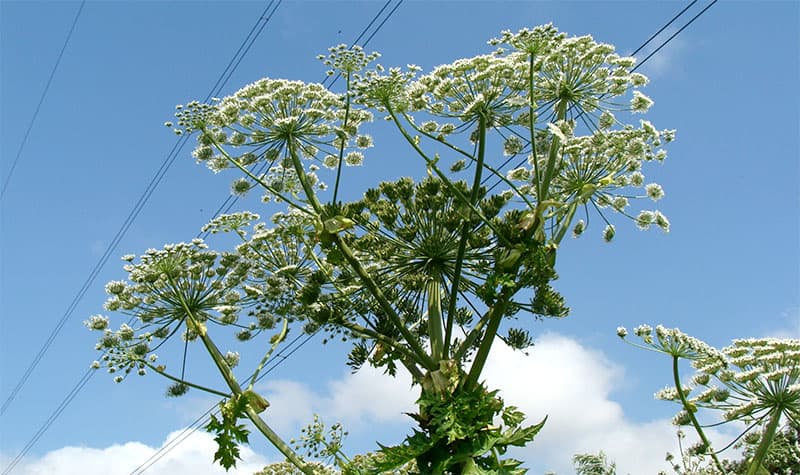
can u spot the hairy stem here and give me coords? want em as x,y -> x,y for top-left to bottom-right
746,409 -> 781,475
528,53 -> 541,199
427,279 -> 444,362
672,355 -> 724,473
463,286 -> 516,390
538,98 -> 568,203
285,141 -> 435,370
333,235 -> 436,370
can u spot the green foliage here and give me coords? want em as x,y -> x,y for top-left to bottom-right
205,396 -> 251,470
573,451 -> 616,475
374,385 -> 546,474
720,424 -> 800,475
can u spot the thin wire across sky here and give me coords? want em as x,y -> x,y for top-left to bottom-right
1,1 -> 722,473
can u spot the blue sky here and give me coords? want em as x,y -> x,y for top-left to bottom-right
1,1 -> 798,474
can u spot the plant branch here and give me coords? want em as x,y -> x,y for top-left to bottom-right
443,114 -> 486,359
672,355 -> 724,473
746,409 -> 782,475
168,277 -> 312,474
332,72 -> 352,204
463,285 -> 517,390
284,143 -> 435,370
247,317 -> 289,391
144,360 -> 231,398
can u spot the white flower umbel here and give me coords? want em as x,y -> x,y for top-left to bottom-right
619,325 -> 800,473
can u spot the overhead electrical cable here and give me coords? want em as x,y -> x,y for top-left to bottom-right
633,0 -> 718,71
1,2 -> 284,474
483,0 -> 718,194
129,3 -> 406,472
1,0 -> 87,200
0,0 -> 282,420
2,2 -> 401,474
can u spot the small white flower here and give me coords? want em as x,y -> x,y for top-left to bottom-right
631,91 -> 654,113
344,151 -> 364,166
85,314 -> 110,331
603,224 -> 615,242
225,351 -> 241,368
636,210 -> 655,230
645,183 -> 664,201
355,135 -> 374,148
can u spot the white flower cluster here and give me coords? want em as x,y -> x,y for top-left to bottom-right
175,77 -> 375,201
318,44 -> 380,75
620,325 -> 800,432
351,24 -> 672,242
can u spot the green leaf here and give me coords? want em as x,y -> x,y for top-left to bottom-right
204,398 -> 251,470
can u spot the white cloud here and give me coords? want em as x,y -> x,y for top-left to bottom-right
257,362 -> 416,435
766,306 -> 800,339
6,334 -> 742,474
481,334 -> 678,473
3,429 -> 270,475
633,30 -> 688,79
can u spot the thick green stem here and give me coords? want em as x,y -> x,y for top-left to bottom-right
333,235 -> 436,370
203,329 -> 312,473
746,410 -> 781,475
427,279 -> 444,362
538,99 -> 569,203
287,142 -> 325,212
551,201 -> 578,245
463,287 -> 515,390
528,54 -> 542,200
169,278 -> 312,474
299,239 -> 426,381
243,405 -> 314,474
284,142 -> 435,370
672,356 -> 724,473
443,115 -> 487,359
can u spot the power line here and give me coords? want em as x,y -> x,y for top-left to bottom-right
0,1 -> 87,201
1,370 -> 94,475
129,3 -> 405,472
2,2 -> 400,474
483,0 -> 719,195
129,332 -> 314,475
630,0 -> 698,57
634,0 -> 719,72
0,0 -> 282,419
1,2 -> 284,473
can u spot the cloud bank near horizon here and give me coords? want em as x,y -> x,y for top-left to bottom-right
6,332 -> 735,475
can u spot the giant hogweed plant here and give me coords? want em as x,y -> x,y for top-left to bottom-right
87,25 -> 673,474
615,327 -> 800,475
